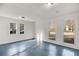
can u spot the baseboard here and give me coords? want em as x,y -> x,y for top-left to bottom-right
43,40 -> 79,51
0,38 -> 35,46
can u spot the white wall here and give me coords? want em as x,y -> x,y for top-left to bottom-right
36,4 -> 79,50
44,13 -> 78,49
0,16 -> 35,45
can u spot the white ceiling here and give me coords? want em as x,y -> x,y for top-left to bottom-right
0,3 -> 79,22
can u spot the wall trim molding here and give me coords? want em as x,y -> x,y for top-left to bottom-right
0,38 -> 35,46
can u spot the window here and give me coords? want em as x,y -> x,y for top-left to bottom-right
20,24 -> 24,34
10,23 -> 16,34
49,21 -> 56,40
64,20 -> 75,44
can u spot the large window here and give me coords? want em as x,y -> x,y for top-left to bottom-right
48,21 -> 56,40
64,20 -> 75,44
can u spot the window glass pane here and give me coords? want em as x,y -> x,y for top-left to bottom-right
49,21 -> 56,40
10,23 -> 16,34
20,24 -> 24,34
64,20 -> 75,44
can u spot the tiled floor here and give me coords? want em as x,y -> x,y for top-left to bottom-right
0,39 -> 79,56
